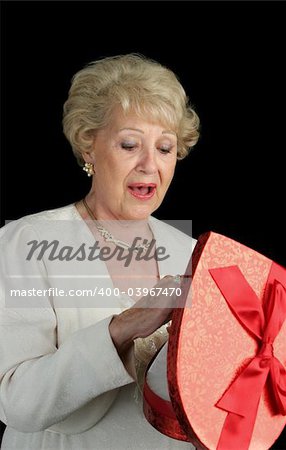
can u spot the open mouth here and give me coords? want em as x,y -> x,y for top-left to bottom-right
127,183 -> 157,199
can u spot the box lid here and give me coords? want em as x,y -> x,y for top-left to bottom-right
144,232 -> 286,450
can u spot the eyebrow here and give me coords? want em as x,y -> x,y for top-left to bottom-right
119,127 -> 176,136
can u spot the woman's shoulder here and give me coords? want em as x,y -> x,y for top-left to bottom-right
19,203 -> 77,222
149,216 -> 197,251
0,203 -> 78,241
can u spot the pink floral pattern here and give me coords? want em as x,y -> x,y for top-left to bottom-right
144,232 -> 286,450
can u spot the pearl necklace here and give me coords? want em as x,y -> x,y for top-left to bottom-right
82,198 -> 153,253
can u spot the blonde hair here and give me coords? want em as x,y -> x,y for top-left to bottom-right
63,54 -> 200,164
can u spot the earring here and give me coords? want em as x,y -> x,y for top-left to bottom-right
82,162 -> 95,177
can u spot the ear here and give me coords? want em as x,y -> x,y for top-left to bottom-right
82,150 -> 96,165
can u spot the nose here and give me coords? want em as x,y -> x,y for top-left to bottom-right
136,148 -> 158,175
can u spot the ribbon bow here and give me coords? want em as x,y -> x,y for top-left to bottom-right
209,265 -> 286,450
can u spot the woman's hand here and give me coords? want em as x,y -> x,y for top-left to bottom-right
109,275 -> 181,355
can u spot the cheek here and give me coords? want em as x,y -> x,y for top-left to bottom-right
164,163 -> 176,184
107,154 -> 129,175
99,159 -> 121,182
103,162 -> 129,195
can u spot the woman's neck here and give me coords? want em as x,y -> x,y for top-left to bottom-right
76,197 -> 153,243
81,191 -> 153,240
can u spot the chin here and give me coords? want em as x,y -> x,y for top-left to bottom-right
127,213 -> 151,221
124,207 -> 153,221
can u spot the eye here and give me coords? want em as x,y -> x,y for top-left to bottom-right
121,141 -> 137,150
159,146 -> 173,154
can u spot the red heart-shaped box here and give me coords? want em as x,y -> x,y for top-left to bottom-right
143,232 -> 286,450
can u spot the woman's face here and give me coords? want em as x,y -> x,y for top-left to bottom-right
86,108 -> 178,221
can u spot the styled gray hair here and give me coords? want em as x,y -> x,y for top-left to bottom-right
63,53 -> 200,165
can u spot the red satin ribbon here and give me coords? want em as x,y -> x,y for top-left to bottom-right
209,264 -> 286,450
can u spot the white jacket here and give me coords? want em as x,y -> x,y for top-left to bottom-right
0,204 -> 195,449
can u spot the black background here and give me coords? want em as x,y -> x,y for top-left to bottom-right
1,1 -> 286,448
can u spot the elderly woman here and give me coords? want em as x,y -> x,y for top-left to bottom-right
0,54 -> 199,449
